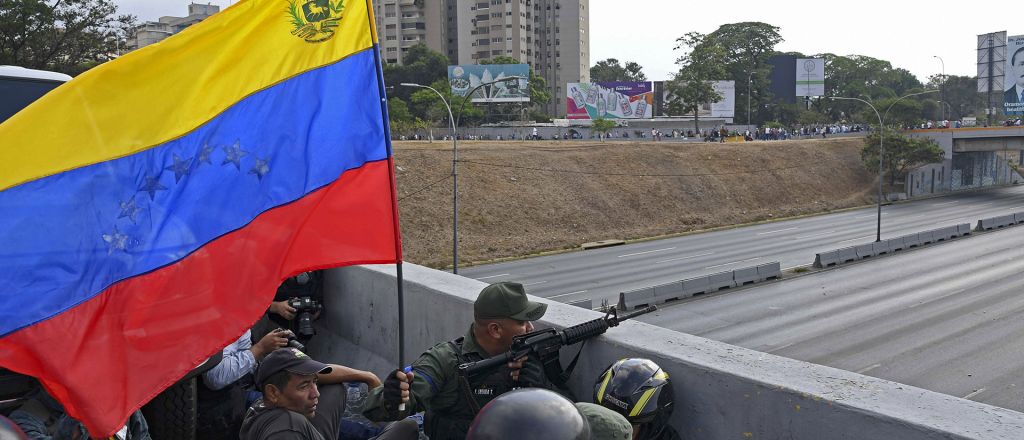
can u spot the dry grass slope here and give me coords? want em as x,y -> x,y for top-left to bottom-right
394,138 -> 876,269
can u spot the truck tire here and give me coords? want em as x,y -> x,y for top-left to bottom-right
141,377 -> 197,440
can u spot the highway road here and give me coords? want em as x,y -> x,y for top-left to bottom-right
636,223 -> 1024,413
459,185 -> 1024,307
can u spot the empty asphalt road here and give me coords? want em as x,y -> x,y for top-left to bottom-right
459,185 -> 1024,307
636,222 -> 1024,413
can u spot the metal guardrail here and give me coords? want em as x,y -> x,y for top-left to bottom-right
617,262 -> 782,311
814,224 -> 971,268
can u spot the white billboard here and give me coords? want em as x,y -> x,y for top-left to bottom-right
1005,35 -> 1024,115
710,81 -> 735,118
796,58 -> 825,97
660,80 -> 734,118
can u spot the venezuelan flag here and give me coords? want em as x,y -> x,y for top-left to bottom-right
0,0 -> 401,435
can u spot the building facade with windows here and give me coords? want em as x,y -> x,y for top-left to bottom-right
131,3 -> 220,50
375,0 -> 589,117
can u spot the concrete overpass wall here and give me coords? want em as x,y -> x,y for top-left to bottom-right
305,263 -> 1024,439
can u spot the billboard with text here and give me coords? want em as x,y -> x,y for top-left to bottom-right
448,64 -> 530,103
796,58 -> 825,97
1006,35 -> 1024,115
566,82 -> 653,119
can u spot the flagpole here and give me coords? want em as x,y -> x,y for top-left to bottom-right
365,0 -> 406,368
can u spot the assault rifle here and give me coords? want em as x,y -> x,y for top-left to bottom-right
457,305 -> 657,413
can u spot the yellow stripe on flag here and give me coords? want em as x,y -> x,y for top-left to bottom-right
0,0 -> 377,192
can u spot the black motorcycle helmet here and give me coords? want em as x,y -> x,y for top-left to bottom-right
594,358 -> 674,440
467,388 -> 591,440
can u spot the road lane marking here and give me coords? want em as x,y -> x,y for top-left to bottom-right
897,214 -> 928,221
548,290 -> 586,299
475,273 -> 509,280
965,203 -> 993,208
695,323 -> 732,334
909,289 -> 965,308
521,281 -> 547,286
656,252 -> 714,264
782,263 -> 811,271
795,231 -> 835,239
1008,205 -> 1024,211
618,247 -> 675,258
933,201 -> 959,206
963,388 -> 988,400
837,235 -> 874,244
935,217 -> 966,225
756,227 -> 797,236
856,364 -> 881,374
765,343 -> 794,353
855,213 -> 885,219
704,257 -> 760,270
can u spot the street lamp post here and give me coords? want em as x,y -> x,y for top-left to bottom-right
831,90 -> 937,242
934,56 -> 945,120
747,71 -> 754,133
400,82 -> 458,273
402,77 -> 519,274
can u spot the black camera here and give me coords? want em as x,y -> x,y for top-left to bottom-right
289,296 -> 322,337
275,327 -> 306,352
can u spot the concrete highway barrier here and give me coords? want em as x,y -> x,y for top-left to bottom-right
976,214 -> 1017,231
855,243 -> 875,259
708,271 -> 736,292
682,276 -> 711,297
1015,211 -> 1024,224
733,266 -> 760,285
838,246 -> 858,263
616,263 -> 781,310
617,286 -> 658,310
871,241 -> 890,255
756,262 -> 782,280
957,223 -> 972,236
917,230 -> 934,245
813,250 -> 840,268
813,224 -> 973,269
568,298 -> 592,309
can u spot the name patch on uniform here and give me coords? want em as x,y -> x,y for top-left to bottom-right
475,388 -> 494,396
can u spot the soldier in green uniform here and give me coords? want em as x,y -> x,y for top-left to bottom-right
361,281 -> 571,440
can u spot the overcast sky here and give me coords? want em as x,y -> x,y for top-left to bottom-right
116,0 -> 1015,84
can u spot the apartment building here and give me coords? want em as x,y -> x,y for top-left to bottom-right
376,0 -> 589,117
375,0 -> 446,64
131,3 -> 220,50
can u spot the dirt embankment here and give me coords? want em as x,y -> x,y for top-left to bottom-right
393,138 -> 877,269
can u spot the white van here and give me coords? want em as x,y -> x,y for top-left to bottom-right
0,65 -> 72,124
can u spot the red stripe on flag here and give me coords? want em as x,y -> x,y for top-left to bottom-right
0,160 -> 400,436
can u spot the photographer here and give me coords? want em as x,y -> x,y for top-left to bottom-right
198,329 -> 295,440
266,272 -> 324,344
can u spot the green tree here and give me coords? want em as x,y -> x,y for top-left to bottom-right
0,0 -> 136,76
589,58 -> 647,82
820,54 -> 926,123
707,22 -> 783,126
384,44 -> 451,104
926,74 -> 984,120
669,32 -> 727,132
861,128 -> 945,186
388,97 -> 415,123
591,117 -> 615,141
408,79 -> 482,128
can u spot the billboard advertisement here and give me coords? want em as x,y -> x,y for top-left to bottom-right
447,64 -> 530,103
658,80 -> 735,118
796,58 -> 825,97
1005,35 -> 1024,115
566,82 -> 653,119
